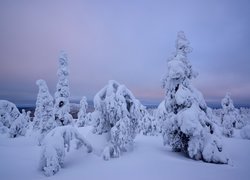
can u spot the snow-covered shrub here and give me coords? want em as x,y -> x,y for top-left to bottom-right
9,113 -> 28,138
77,96 -> 89,127
54,51 -> 73,126
21,109 -> 31,123
39,125 -> 92,176
159,31 -> 229,164
33,79 -> 56,144
92,80 -> 143,160
0,100 -> 20,129
240,125 -> 250,140
137,106 -> 158,136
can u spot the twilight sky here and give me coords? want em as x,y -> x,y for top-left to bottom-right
0,0 -> 250,107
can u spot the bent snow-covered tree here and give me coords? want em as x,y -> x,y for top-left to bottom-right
159,31 -> 229,164
92,80 -> 142,160
54,51 -> 73,126
33,79 -> 56,144
0,100 -> 27,137
0,100 -> 20,129
39,125 -> 92,176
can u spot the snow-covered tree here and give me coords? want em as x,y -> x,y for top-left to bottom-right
39,125 -> 92,176
77,96 -> 89,127
159,31 -> 228,164
0,100 -> 20,129
54,51 -> 73,126
221,93 -> 245,132
137,106 -> 158,136
92,80 -> 142,160
9,112 -> 28,138
240,125 -> 250,140
21,109 -> 31,124
0,100 -> 28,137
33,80 -> 56,144
26,110 -> 31,122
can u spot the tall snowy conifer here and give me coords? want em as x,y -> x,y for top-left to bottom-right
159,31 -> 229,164
54,51 -> 73,126
33,80 -> 56,144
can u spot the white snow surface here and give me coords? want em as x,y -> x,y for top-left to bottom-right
1,126 -> 250,180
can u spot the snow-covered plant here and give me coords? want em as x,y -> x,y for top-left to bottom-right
239,107 -> 249,126
0,121 -> 9,134
0,100 -> 20,129
39,125 -> 92,176
220,93 -> 245,137
21,109 -> 31,123
54,51 -> 73,126
33,79 -> 56,144
240,125 -> 250,140
26,111 -> 31,122
9,112 -> 28,138
221,93 -> 235,137
137,106 -> 158,136
159,31 -> 229,164
92,80 -> 142,160
77,96 -> 89,127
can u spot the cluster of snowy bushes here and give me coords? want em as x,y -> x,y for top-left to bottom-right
1,31 -> 250,176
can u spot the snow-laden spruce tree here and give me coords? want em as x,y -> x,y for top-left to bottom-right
221,93 -> 245,137
220,93 -> 235,137
33,80 -> 56,144
39,125 -> 92,176
54,51 -> 73,126
92,80 -> 142,160
77,96 -> 89,127
159,31 -> 229,164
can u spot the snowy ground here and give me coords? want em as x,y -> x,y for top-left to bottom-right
0,127 -> 250,180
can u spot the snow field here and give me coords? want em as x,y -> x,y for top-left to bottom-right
1,126 -> 250,180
